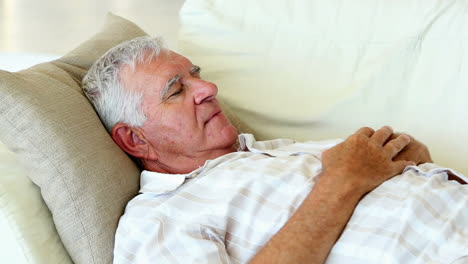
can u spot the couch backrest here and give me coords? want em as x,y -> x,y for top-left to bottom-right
179,0 -> 468,175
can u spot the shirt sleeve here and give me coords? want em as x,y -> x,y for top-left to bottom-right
113,213 -> 233,264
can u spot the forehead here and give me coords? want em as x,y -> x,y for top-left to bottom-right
119,50 -> 192,94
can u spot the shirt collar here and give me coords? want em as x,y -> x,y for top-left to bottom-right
139,134 -> 250,195
140,167 -> 203,195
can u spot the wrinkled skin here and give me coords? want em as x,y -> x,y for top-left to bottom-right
321,126 -> 416,195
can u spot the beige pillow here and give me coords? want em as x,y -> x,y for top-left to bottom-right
0,13 -> 146,264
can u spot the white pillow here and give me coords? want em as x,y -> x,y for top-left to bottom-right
179,0 -> 468,175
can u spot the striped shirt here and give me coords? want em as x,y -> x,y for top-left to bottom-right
113,134 -> 468,264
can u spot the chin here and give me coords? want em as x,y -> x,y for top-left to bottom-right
221,124 -> 239,146
206,113 -> 239,148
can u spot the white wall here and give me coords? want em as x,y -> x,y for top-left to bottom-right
0,0 -> 185,55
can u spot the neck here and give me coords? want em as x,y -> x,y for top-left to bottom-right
141,145 -> 237,174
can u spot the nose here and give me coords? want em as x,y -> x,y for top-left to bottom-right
190,78 -> 218,104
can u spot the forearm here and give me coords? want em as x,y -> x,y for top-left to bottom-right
249,172 -> 362,264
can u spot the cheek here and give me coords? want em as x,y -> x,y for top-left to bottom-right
147,104 -> 200,142
161,115 -> 196,143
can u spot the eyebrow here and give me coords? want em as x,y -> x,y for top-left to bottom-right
160,65 -> 201,100
190,65 -> 201,74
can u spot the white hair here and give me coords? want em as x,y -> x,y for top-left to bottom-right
82,36 -> 165,131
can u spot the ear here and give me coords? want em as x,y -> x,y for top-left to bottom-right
111,123 -> 157,160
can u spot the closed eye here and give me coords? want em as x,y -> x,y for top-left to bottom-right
170,88 -> 183,98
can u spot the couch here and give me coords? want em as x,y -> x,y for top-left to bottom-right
1,0 -> 467,263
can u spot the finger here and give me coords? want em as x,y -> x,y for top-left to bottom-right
355,127 -> 375,137
384,132 -> 409,148
390,132 -> 414,142
392,149 -> 409,161
371,126 -> 394,146
392,160 -> 416,176
384,134 -> 411,158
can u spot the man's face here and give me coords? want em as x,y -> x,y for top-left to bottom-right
120,50 -> 238,173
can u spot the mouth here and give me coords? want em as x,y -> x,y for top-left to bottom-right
204,110 -> 222,125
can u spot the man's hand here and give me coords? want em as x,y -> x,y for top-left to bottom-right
250,126 -> 417,264
321,126 -> 416,195
390,133 -> 433,165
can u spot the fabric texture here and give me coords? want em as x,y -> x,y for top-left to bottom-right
0,13 -> 146,264
179,0 -> 468,175
113,134 -> 468,264
0,141 -> 72,264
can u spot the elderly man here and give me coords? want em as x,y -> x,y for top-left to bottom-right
82,36 -> 467,264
